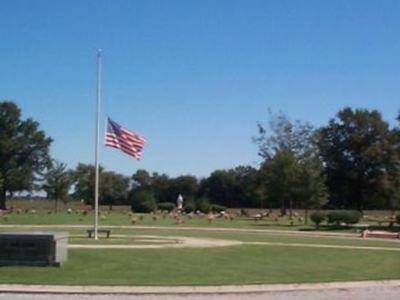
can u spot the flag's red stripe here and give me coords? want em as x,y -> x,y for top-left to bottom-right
121,128 -> 147,142
106,136 -> 142,155
106,133 -> 145,148
113,136 -> 143,151
105,120 -> 146,160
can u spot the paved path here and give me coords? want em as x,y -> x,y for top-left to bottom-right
69,235 -> 243,249
0,224 -> 361,238
3,224 -> 400,243
66,234 -> 400,251
0,280 -> 399,300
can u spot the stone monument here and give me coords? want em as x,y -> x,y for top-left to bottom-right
0,231 -> 68,266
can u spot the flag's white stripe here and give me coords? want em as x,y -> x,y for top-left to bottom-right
106,138 -> 141,154
107,132 -> 146,147
105,121 -> 145,160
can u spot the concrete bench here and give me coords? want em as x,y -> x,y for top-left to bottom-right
361,230 -> 400,239
87,229 -> 111,238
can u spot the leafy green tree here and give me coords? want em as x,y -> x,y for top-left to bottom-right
149,172 -> 171,203
254,112 -> 316,161
169,175 -> 199,201
130,190 -> 157,213
72,163 -> 109,206
71,163 -> 98,205
200,169 -> 237,207
132,169 -> 152,189
42,160 -> 72,212
255,112 -> 327,215
100,171 -> 129,209
72,163 -> 129,208
295,159 -> 328,223
317,108 -> 400,210
200,166 -> 259,208
259,150 -> 298,215
0,101 -> 52,210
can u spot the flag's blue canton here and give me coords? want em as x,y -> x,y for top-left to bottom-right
107,119 -> 121,135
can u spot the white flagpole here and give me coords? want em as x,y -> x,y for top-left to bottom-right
94,49 -> 102,240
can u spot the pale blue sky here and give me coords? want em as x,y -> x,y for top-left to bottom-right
1,0 -> 399,177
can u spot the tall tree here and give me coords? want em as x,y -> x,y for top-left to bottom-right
259,150 -> 298,215
255,112 -> 327,214
254,112 -> 316,161
132,169 -> 152,189
100,171 -> 129,209
295,159 -> 328,223
72,163 -> 129,207
71,163 -> 102,205
0,101 -> 52,210
42,160 -> 72,212
317,108 -> 400,210
200,166 -> 260,208
149,172 -> 171,203
168,175 -> 199,202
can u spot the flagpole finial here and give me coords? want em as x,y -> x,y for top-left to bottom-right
97,49 -> 103,56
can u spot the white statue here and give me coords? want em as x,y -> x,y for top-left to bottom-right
177,194 -> 184,210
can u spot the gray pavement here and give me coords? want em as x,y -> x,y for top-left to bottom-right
0,286 -> 399,300
0,281 -> 399,300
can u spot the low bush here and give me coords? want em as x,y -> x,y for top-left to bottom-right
327,210 -> 362,226
130,190 -> 157,213
157,202 -> 175,212
344,210 -> 362,224
210,204 -> 227,213
184,200 -> 196,213
196,197 -> 211,213
310,211 -> 326,229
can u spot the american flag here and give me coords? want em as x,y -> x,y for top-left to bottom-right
105,118 -> 147,160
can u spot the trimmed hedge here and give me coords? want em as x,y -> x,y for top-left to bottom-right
196,198 -> 211,213
327,210 -> 362,225
184,201 -> 196,213
157,202 -> 176,212
210,204 -> 227,213
310,211 -> 327,229
130,190 -> 157,213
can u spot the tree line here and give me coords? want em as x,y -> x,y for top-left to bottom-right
1,101 -> 399,212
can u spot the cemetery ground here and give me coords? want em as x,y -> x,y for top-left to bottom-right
0,200 -> 399,287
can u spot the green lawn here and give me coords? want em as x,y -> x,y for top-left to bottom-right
0,226 -> 400,285
1,211 -> 399,286
0,211 -> 315,229
2,211 -> 398,232
0,245 -> 399,285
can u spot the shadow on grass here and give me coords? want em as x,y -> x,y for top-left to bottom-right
366,226 -> 400,232
249,222 -> 309,229
247,222 -> 359,233
299,225 -> 355,232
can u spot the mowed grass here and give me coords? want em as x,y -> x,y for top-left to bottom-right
0,211 -> 314,230
0,226 -> 400,285
0,245 -> 399,285
2,210 -> 399,233
2,201 -> 399,231
1,204 -> 399,285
